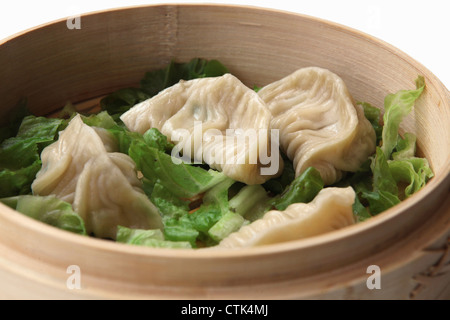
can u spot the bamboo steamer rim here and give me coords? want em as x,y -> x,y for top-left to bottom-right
0,168 -> 447,259
1,2 -> 448,93
0,3 -> 448,262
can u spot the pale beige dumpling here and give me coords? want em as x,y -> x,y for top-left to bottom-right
258,67 -> 376,185
216,187 -> 356,248
32,115 -> 163,239
120,74 -> 283,185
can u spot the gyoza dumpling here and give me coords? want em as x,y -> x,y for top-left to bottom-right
258,67 -> 376,185
216,187 -> 355,248
31,115 -> 163,239
120,74 -> 283,185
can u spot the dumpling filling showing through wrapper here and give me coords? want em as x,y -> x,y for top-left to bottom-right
121,73 -> 284,185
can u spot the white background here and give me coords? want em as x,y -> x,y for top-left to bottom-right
0,0 -> 448,89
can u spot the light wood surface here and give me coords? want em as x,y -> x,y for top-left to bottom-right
0,4 -> 448,299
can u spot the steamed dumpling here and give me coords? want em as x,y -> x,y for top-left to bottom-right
258,67 -> 376,185
216,187 -> 355,248
31,115 -> 163,239
120,74 -> 283,185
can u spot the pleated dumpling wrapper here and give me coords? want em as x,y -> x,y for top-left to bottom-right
216,187 -> 355,248
120,73 -> 283,185
258,67 -> 376,185
31,115 -> 163,239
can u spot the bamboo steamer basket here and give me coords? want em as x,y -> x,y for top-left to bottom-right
0,4 -> 448,300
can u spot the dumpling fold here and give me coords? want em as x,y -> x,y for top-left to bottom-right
216,187 -> 356,248
258,67 -> 376,185
32,115 -> 163,239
